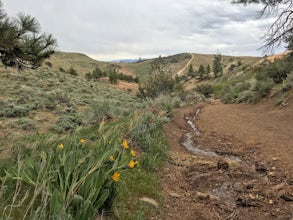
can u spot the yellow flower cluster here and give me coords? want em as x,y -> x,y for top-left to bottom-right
112,172 -> 120,182
122,139 -> 129,149
57,143 -> 64,150
80,139 -> 86,144
130,149 -> 136,157
128,160 -> 139,169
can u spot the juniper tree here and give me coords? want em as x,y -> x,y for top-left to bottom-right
197,64 -> 206,80
213,53 -> 223,77
188,64 -> 195,77
232,0 -> 293,53
0,1 -> 56,69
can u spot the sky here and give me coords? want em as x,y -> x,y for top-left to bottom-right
1,0 -> 285,61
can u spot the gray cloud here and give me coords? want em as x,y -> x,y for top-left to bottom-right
2,0 -> 284,60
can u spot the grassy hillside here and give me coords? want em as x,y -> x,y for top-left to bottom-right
0,53 -> 183,219
43,52 -> 111,75
122,53 -> 192,80
189,52 -> 293,105
120,53 -> 260,80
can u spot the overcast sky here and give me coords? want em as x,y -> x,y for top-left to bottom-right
2,0 -> 285,61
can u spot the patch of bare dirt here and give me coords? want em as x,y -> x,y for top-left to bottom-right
159,100 -> 293,219
258,51 -> 291,63
112,81 -> 139,93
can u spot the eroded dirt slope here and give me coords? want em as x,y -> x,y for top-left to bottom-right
160,100 -> 293,220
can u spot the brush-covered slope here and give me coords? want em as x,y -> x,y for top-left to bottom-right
43,52 -> 110,75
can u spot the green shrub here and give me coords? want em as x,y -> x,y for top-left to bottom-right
256,57 -> 293,84
68,67 -> 78,76
0,103 -> 30,117
82,101 -> 111,125
251,79 -> 274,102
53,113 -> 82,133
15,118 -> 36,130
281,71 -> 293,92
194,84 -> 213,98
44,61 -> 53,68
59,67 -> 65,72
138,72 -> 183,99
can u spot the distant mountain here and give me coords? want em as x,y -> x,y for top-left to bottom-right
111,58 -> 146,63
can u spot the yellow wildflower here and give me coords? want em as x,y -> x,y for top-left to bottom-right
80,139 -> 86,144
112,172 -> 120,182
128,160 -> 136,169
109,155 -> 114,161
130,149 -> 136,157
57,143 -> 64,150
122,139 -> 129,149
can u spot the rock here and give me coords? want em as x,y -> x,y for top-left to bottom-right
236,197 -> 262,207
246,183 -> 254,190
255,162 -> 268,173
217,159 -> 229,170
169,192 -> 181,198
196,192 -> 219,202
139,197 -> 159,208
233,182 -> 243,192
280,194 -> 293,202
272,182 -> 286,191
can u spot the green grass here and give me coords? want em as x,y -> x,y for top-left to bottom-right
0,110 -> 169,219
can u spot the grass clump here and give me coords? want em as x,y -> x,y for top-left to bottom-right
0,122 -> 139,219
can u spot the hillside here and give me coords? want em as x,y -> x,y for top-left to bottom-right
0,50 -> 292,219
43,52 -> 109,75
119,53 -> 261,81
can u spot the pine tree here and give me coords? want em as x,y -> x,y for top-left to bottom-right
0,1 -> 56,69
197,64 -> 205,80
188,64 -> 195,77
213,54 -> 223,78
205,64 -> 211,79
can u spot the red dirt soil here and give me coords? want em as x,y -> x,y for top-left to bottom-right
159,100 -> 293,219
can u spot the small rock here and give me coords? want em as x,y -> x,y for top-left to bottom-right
272,182 -> 286,191
196,192 -> 219,202
268,199 -> 274,205
139,197 -> 159,208
272,157 -> 279,161
233,182 -> 243,191
217,159 -> 229,170
255,162 -> 268,173
246,183 -> 254,190
280,194 -> 293,202
169,192 -> 181,198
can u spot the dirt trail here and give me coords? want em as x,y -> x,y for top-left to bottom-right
159,100 -> 293,220
177,54 -> 194,76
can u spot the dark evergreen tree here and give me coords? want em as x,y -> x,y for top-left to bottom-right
188,64 -> 195,77
213,54 -> 223,78
206,64 -> 211,74
0,1 -> 56,69
92,66 -> 105,79
197,64 -> 206,80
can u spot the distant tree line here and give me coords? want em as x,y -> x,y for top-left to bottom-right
186,53 -> 223,80
85,66 -> 139,84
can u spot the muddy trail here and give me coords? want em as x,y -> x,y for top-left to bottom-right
159,100 -> 293,220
